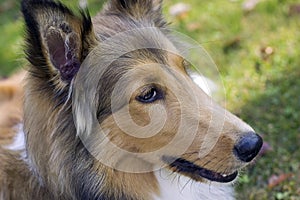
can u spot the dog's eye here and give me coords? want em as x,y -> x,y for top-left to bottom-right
136,87 -> 163,103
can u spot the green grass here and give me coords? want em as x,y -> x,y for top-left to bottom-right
0,1 -> 23,75
1,0 -> 300,199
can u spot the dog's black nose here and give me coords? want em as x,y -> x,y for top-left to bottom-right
234,132 -> 263,162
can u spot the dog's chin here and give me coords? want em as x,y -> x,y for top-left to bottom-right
162,156 -> 238,183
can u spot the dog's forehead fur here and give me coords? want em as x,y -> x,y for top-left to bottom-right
94,0 -> 167,36
76,0 -> 179,95
74,26 -> 180,125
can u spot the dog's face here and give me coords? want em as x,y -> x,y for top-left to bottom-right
22,0 -> 262,184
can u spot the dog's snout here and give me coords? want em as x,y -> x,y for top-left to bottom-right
234,132 -> 263,162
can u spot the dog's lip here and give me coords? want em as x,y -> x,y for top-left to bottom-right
162,156 -> 238,183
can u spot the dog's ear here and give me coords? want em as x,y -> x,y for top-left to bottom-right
21,0 -> 97,83
107,0 -> 166,28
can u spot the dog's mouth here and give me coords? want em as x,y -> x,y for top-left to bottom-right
162,156 -> 238,183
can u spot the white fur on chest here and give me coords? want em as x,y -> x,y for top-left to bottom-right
153,169 -> 234,200
3,124 -> 25,151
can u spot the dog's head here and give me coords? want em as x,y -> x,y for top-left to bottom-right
22,0 -> 262,184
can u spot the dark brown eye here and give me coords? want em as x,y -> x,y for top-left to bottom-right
136,87 -> 163,103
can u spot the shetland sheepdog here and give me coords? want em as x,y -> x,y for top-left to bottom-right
0,0 -> 262,199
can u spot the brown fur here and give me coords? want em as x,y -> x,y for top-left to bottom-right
0,71 -> 25,146
0,0 -> 262,199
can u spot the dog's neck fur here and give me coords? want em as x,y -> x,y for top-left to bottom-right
154,169 -> 234,200
3,128 -> 234,200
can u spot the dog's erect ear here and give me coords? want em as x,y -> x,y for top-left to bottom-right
107,0 -> 166,28
21,0 -> 97,83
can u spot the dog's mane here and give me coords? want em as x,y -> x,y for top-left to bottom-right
20,1 -> 171,199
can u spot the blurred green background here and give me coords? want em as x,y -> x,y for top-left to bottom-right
1,0 -> 299,199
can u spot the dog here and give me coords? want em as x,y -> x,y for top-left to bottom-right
0,0 -> 263,199
0,71 -> 25,147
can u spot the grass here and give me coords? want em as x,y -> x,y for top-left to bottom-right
0,1 -> 23,75
1,0 -> 299,199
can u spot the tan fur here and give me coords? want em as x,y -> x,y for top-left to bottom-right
0,71 -> 25,146
0,1 -> 262,199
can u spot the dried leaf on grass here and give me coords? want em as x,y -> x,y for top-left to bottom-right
268,173 -> 293,189
289,4 -> 300,16
186,22 -> 201,31
242,0 -> 260,12
169,2 -> 191,18
258,141 -> 272,156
